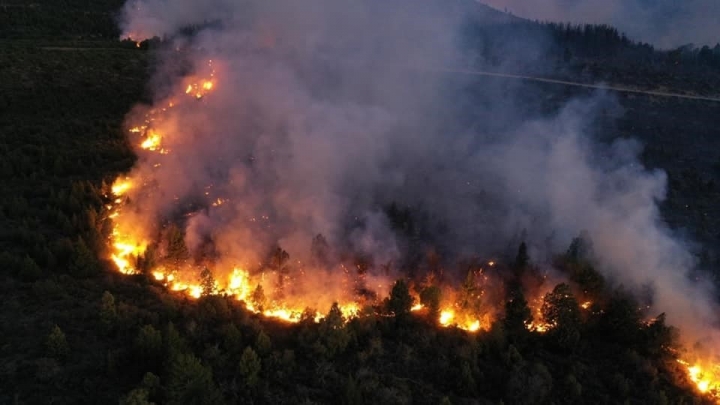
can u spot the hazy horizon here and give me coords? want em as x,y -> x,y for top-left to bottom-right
481,0 -> 719,49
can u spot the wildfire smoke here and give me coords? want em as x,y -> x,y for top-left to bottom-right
109,0 -> 720,400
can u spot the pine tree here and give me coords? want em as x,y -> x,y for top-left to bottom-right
238,347 -> 261,388
514,242 -> 529,270
250,284 -> 266,311
46,325 -> 69,359
541,283 -> 581,349
165,224 -> 189,270
99,291 -> 117,330
199,267 -> 216,296
385,279 -> 414,320
165,353 -> 221,405
420,285 -> 442,318
503,286 -> 533,338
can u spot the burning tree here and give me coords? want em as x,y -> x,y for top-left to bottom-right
541,283 -> 581,349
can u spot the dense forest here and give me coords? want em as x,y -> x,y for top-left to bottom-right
1,1 -> 719,404
463,20 -> 720,96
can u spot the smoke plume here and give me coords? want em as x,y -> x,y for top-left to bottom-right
117,0 -> 718,346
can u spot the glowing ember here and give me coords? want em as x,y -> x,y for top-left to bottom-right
464,320 -> 481,332
227,268 -> 251,299
439,310 -> 454,326
111,178 -> 132,196
263,308 -> 301,322
581,301 -> 592,310
677,359 -> 720,399
140,129 -> 162,151
183,73 -> 217,100
109,226 -> 147,275
111,254 -> 133,275
340,303 -> 360,318
526,321 -> 550,333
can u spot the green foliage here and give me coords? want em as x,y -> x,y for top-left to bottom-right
596,290 -> 642,346
318,303 -> 351,357
419,285 -> 442,317
643,313 -> 680,358
119,388 -> 155,405
165,353 -> 222,405
99,290 -> 117,329
563,375 -> 582,400
19,255 -> 42,281
385,279 -> 414,320
254,331 -> 272,356
134,325 -> 162,370
541,283 -> 581,349
45,324 -> 69,359
163,322 -> 188,360
457,270 -> 482,315
141,372 -> 161,397
238,347 -> 261,388
0,6 -> 715,404
503,286 -> 533,339
70,237 -> 100,277
221,323 -> 242,354
504,362 -> 553,405
343,375 -> 362,405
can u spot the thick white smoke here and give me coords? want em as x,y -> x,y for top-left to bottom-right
118,0 -> 718,344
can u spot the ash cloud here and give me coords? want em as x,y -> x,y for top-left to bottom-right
119,0 -> 718,342
481,0 -> 720,48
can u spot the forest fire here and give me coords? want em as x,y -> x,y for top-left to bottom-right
140,129 -> 162,151
102,46 -> 720,402
677,360 -> 720,398
111,178 -> 132,196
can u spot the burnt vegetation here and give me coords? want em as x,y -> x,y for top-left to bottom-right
0,1 -> 719,404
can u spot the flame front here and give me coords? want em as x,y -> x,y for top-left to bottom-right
103,54 -> 720,402
677,359 -> 720,399
140,129 -> 162,151
105,58 -> 395,325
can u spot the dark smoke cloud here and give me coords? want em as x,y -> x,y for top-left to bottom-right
119,0 -> 718,343
481,0 -> 720,48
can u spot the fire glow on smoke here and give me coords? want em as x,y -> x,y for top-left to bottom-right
107,0 -> 718,392
106,58 -> 496,331
104,39 -> 719,400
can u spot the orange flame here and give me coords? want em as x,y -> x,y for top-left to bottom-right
677,359 -> 720,399
140,129 -> 162,151
106,56 -> 720,403
111,178 -> 132,196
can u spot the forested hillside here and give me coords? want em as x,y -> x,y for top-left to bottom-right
0,1 -> 718,404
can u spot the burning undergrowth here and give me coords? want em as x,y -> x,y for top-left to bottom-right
107,0 -> 720,399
